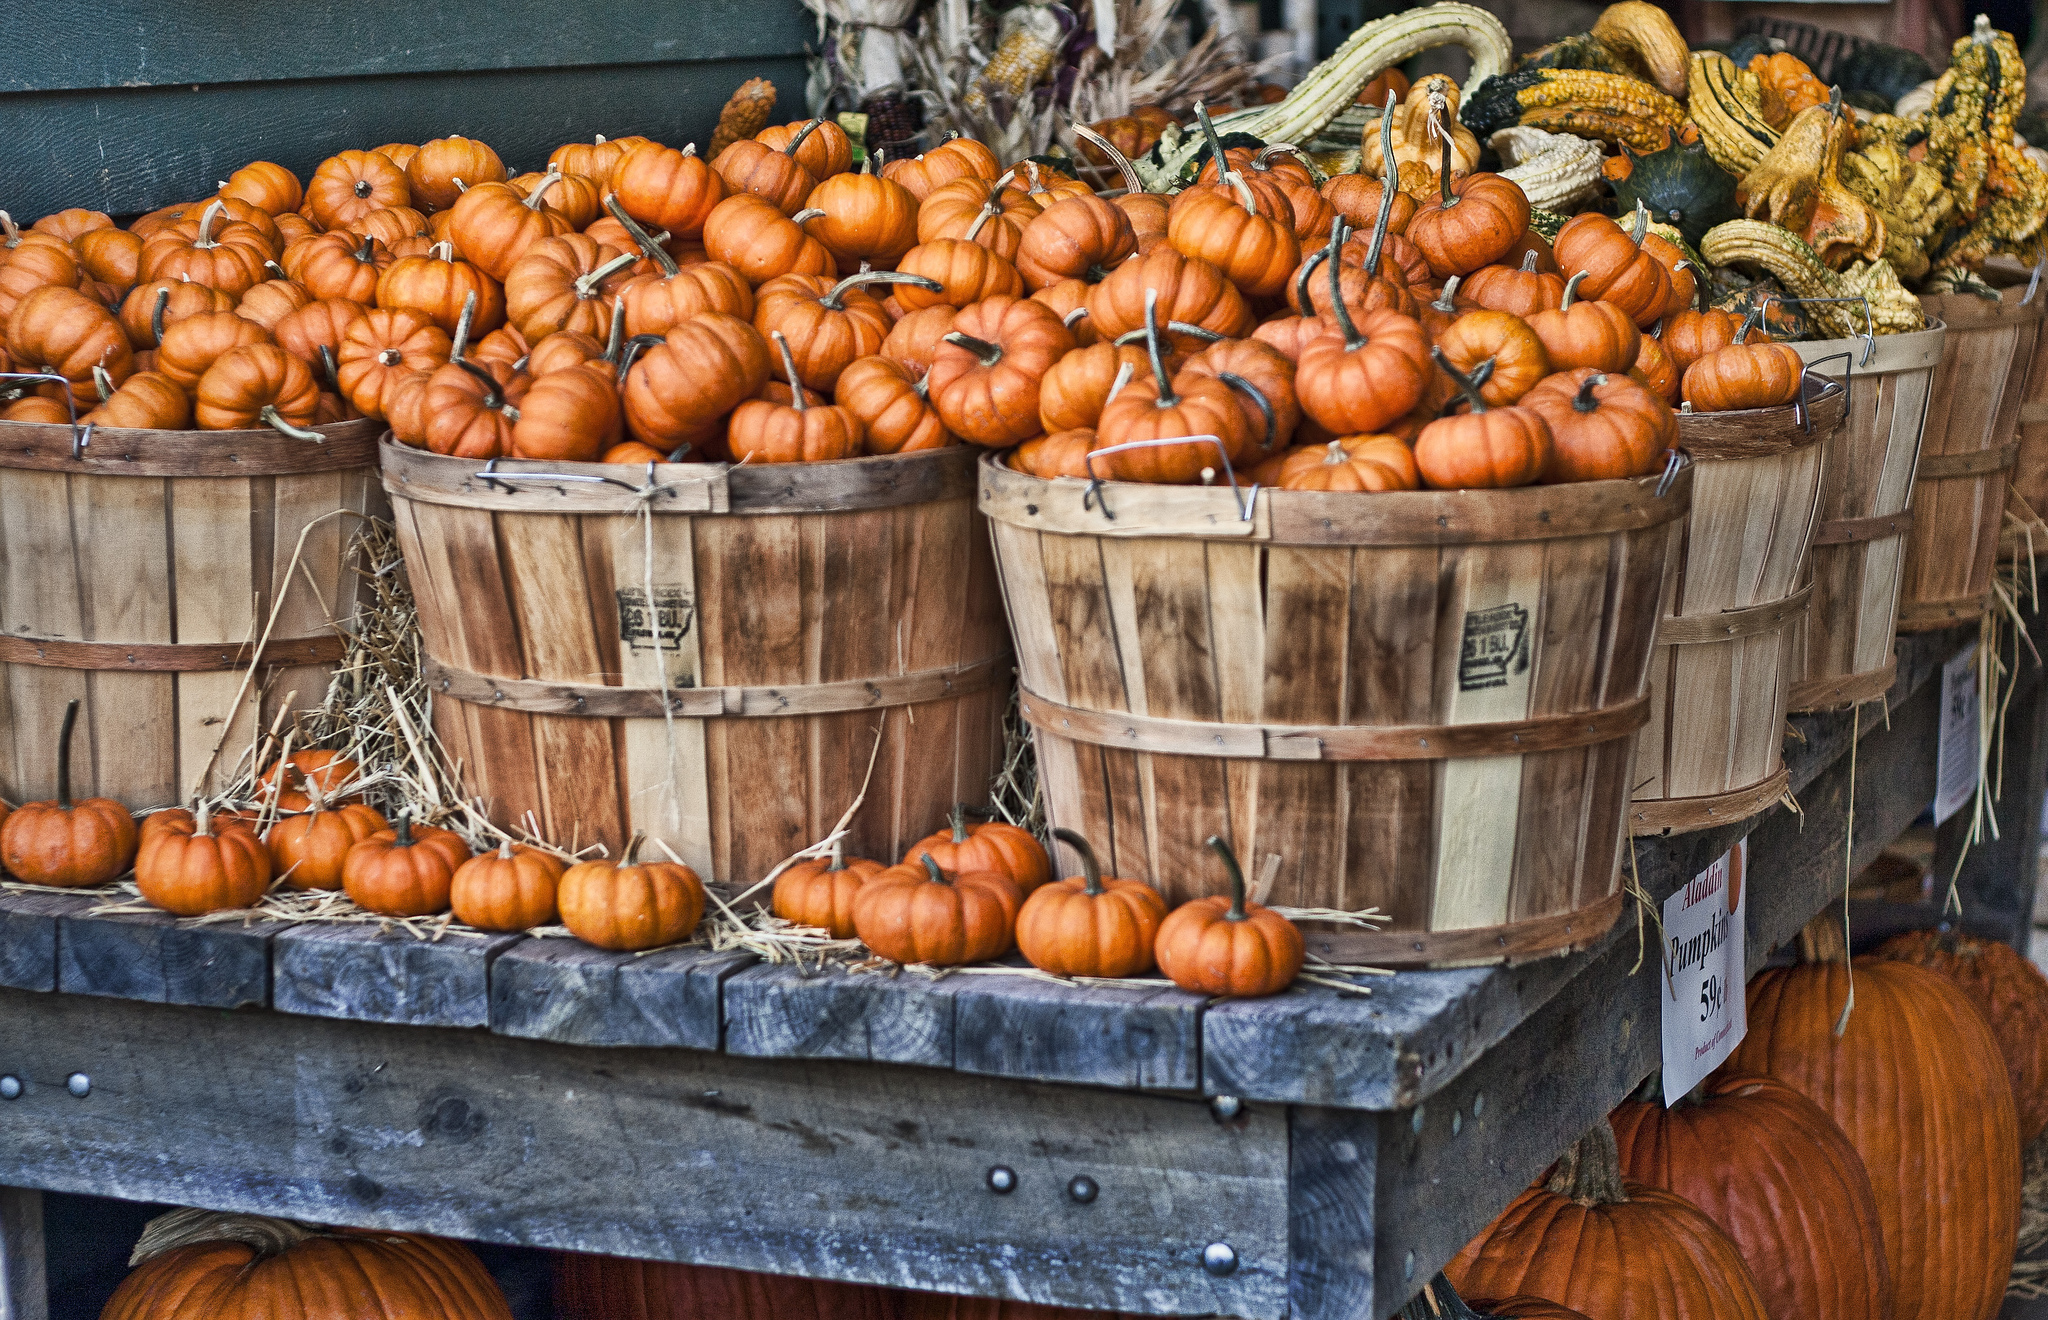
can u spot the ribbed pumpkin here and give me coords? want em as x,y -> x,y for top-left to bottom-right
852,852 -> 1021,966
1449,1123 -> 1771,1320
0,698 -> 138,888
904,803 -> 1052,895
1728,915 -> 2020,1320
834,354 -> 950,454
449,840 -> 567,932
771,842 -> 886,939
1015,828 -> 1166,978
554,1256 -> 897,1320
1870,928 -> 2048,1143
1611,1073 -> 1894,1320
558,832 -> 706,952
101,1208 -> 511,1320
133,803 -> 273,917
266,790 -> 388,892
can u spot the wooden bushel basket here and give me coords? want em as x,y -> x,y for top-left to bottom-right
0,393 -> 381,808
1630,382 -> 1845,835
1788,324 -> 1944,709
982,452 -> 1691,969
1898,290 -> 2041,630
381,443 -> 1008,883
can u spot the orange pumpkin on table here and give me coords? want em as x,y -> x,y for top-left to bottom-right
905,804 -> 1052,895
853,852 -> 1021,966
1015,828 -> 1166,979
450,840 -> 568,932
0,698 -> 138,887
266,781 -> 386,892
134,801 -> 273,917
342,813 -> 472,917
557,831 -> 705,951
1153,837 -> 1302,997
771,841 -> 886,939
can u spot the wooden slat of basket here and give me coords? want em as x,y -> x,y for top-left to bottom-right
1344,544 -> 1439,928
0,469 -> 88,802
170,475 -> 258,801
1208,541 -> 1265,881
75,469 -> 176,807
1259,545 -> 1350,912
896,498 -> 968,852
265,469 -> 352,766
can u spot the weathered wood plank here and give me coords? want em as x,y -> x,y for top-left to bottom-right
273,925 -> 521,1028
1287,1107 -> 1377,1320
56,908 -> 285,1009
722,962 -> 968,1068
489,940 -> 754,1051
0,893 -> 93,993
948,970 -> 1207,1091
0,990 -> 1289,1318
0,1187 -> 44,1320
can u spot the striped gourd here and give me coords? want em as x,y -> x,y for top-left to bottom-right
1461,68 -> 1686,154
1688,52 -> 1779,176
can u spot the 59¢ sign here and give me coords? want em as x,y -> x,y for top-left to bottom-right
1659,840 -> 1747,1102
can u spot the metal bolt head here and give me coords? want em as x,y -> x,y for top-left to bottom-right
1209,1094 -> 1243,1122
0,1076 -> 19,1100
986,1166 -> 1017,1194
1404,1250 -> 1416,1281
66,1073 -> 90,1098
1067,1175 -> 1099,1204
1202,1242 -> 1238,1277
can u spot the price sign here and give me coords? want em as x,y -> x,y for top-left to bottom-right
1660,840 -> 1747,1102
1935,641 -> 1981,826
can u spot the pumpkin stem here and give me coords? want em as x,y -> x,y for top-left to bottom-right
150,286 -> 170,346
1545,1123 -> 1629,1206
1215,372 -> 1276,452
1735,301 -> 1769,344
1368,90 -> 1400,265
451,290 -> 478,362
949,802 -> 971,844
604,298 -> 628,363
1071,124 -> 1144,194
964,171 -> 1019,243
791,208 -> 827,227
522,167 -> 561,211
377,348 -> 403,367
1324,215 -> 1365,350
1796,909 -> 1851,964
1430,95 -> 1457,208
784,118 -> 825,159
1572,373 -> 1606,413
622,831 -> 646,866
193,199 -> 227,250
497,837 -> 514,860
1321,439 -> 1346,465
616,333 -> 667,384
1207,835 -> 1250,921
195,797 -> 214,839
394,811 -> 415,848
1629,198 -> 1650,245
91,364 -> 114,403
0,211 -> 17,248
1519,250 -> 1540,273
821,269 -> 942,311
259,404 -> 327,444
1052,827 -> 1105,897
1294,242 -> 1333,316
1431,346 -> 1491,415
1430,274 -> 1461,317
604,194 -> 680,277
770,331 -> 807,412
1139,286 -> 1178,405
1559,269 -> 1588,311
919,852 -> 954,887
54,697 -> 79,811
428,240 -> 455,264
452,357 -> 506,411
829,837 -> 844,871
665,442 -> 693,461
317,344 -> 340,392
129,1209 -> 318,1270
353,178 -> 374,199
941,331 -> 1003,368
575,250 -> 638,299
1192,101 -> 1236,189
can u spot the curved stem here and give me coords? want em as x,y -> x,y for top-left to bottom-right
523,167 -> 560,211
919,852 -> 954,887
1294,243 -> 1331,314
1207,835 -> 1248,922
1253,143 -> 1304,172
55,697 -> 79,810
260,404 -> 327,443
1628,198 -> 1649,245
150,287 -> 170,346
92,364 -> 114,403
941,332 -> 1003,368
428,240 -> 455,263
1735,301 -> 1768,343
1193,101 -> 1233,189
1140,287 -> 1175,404
1435,116 -> 1455,207
263,259 -> 288,282
453,357 -> 505,410
1372,89 -> 1400,253
1216,372 -> 1276,452
1430,346 -> 1490,414
1052,827 -> 1104,897
791,208 -> 827,226
1114,321 -> 1223,347
604,194 -> 679,277
622,830 -> 646,866
604,298 -> 627,363
1325,214 -> 1363,349
1062,305 -> 1090,330
1430,274 -> 1462,317
771,331 -> 807,411
1559,269 -> 1588,311
451,290 -> 478,362
1574,373 -> 1607,413
1520,250 -> 1540,273
1071,124 -> 1143,194
784,118 -> 824,159
964,171 -> 1019,243
354,232 -> 377,264
574,251 -> 638,298
0,210 -> 18,248
1226,171 -> 1258,216
821,269 -> 941,311
193,199 -> 226,249
616,333 -> 667,384
318,344 -> 340,391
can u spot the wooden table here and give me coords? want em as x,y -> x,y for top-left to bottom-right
0,618 -> 2039,1320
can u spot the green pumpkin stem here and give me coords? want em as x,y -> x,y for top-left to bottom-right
1192,100 -> 1233,188
54,697 -> 79,811
1292,219 -> 1345,315
1559,269 -> 1588,311
1052,827 -> 1105,897
784,118 -> 824,159
604,298 -> 627,363
452,356 -> 507,412
1326,214 -> 1365,350
920,852 -> 954,887
949,802 -> 971,844
821,269 -> 941,311
150,286 -> 170,346
622,830 -> 646,867
941,332 -> 1003,368
1430,274 -> 1462,318
829,837 -> 844,872
1431,346 -> 1492,415
604,193 -> 680,277
1573,373 -> 1607,413
1071,125 -> 1144,195
1519,250 -> 1539,273
394,811 -> 414,848
1215,372 -> 1276,452
1140,286 -> 1177,402
498,837 -> 515,861
1735,302 -> 1769,344
1207,835 -> 1250,922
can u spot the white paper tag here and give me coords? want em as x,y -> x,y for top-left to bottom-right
1660,841 -> 1747,1103
1935,641 -> 1981,826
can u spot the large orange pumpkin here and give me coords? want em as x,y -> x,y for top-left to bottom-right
0,698 -> 138,888
554,1255 -> 896,1320
101,1208 -> 512,1320
1449,1124 -> 1771,1320
1730,916 -> 2020,1320
1870,928 -> 2048,1143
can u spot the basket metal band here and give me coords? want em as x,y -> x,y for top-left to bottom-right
1017,688 -> 1650,762
1811,511 -> 1912,546
1916,441 -> 2020,480
424,653 -> 1011,719
1657,583 -> 1813,647
0,633 -> 346,672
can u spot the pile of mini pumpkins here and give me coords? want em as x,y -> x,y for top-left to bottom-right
0,701 -> 1303,997
0,103 -> 1804,484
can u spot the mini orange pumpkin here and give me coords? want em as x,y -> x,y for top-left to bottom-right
1405,123 -> 1531,279
1094,288 -> 1252,477
1015,194 -> 1138,292
1414,350 -> 1555,490
726,330 -> 865,462
1552,203 -> 1671,330
336,308 -> 452,419
713,120 -> 824,216
801,163 -> 921,269
772,841 -> 887,939
445,176 -> 575,281
879,304 -> 958,376
512,359 -> 622,460
892,239 -> 1023,311
1526,272 -> 1641,374
700,193 -> 838,285
1293,241 -> 1431,437
0,699 -> 139,888
266,786 -> 388,892
139,200 -> 275,296
905,803 -> 1053,895
376,241 -> 506,337
1009,427 -> 1102,478
622,310 -> 772,447
1462,250 -> 1566,318
1178,336 -> 1301,456
759,118 -> 855,181
1521,368 -> 1674,483
85,370 -> 190,430
407,135 -> 507,213
611,142 -> 726,240
1435,309 -> 1550,406
342,813 -> 473,917
924,295 -> 1076,449
7,285 -> 136,405
450,839 -> 567,932
1681,329 -> 1806,413
307,148 -> 413,230
195,343 -> 323,437
134,802 -> 272,917
219,161 -> 304,216
1153,837 -> 1303,997
1037,340 -> 1150,434
1279,433 -> 1421,491
917,170 -> 1042,261
753,270 -> 936,389
1631,333 -> 1682,404
421,357 -> 529,459
504,234 -> 638,342
834,354 -> 951,454
557,831 -> 706,951
882,135 -> 1001,200
1015,828 -> 1166,978
852,852 -> 1022,966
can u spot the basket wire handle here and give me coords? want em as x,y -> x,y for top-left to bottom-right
2025,255 -> 2046,306
1080,434 -> 1257,523
0,371 -> 93,459
1799,351 -> 1855,437
1654,448 -> 1687,500
477,456 -> 650,496
1779,295 -> 1876,366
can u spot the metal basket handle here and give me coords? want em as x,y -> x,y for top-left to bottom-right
0,372 -> 92,458
1080,434 -> 1257,523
